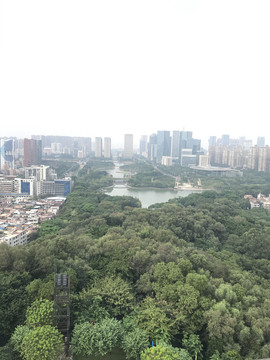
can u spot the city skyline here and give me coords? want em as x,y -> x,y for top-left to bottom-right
1,1 -> 270,148
0,130 -> 269,151
0,131 -> 269,150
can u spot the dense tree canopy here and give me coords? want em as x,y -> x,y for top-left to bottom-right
1,160 -> 270,359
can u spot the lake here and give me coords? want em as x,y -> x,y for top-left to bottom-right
105,163 -> 201,208
105,185 -> 200,208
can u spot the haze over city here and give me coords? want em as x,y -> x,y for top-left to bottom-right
1,0 -> 270,147
2,2 -> 270,358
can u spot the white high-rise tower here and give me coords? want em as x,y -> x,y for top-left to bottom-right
123,134 -> 133,159
95,137 -> 102,158
104,137 -> 111,159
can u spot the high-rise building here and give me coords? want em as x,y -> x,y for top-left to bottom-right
139,136 -> 148,157
25,165 -> 49,181
221,135 -> 230,146
257,137 -> 265,148
73,140 -> 79,157
248,146 -> 259,170
123,134 -> 133,159
179,131 -> 193,155
208,136 -> 216,147
242,140 -> 253,150
148,134 -> 157,161
95,137 -> 103,158
258,146 -> 270,172
24,138 -> 42,167
181,148 -> 197,166
0,139 -> 15,171
157,131 -> 171,161
51,143 -> 62,154
191,138 -> 201,154
179,131 -> 201,157
172,131 -> 181,158
104,137 -> 111,159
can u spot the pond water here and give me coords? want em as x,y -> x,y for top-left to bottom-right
105,163 -> 202,208
107,167 -> 129,179
105,185 -> 199,208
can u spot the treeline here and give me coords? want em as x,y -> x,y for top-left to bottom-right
162,164 -> 270,196
122,161 -> 175,188
42,159 -> 80,178
0,161 -> 270,359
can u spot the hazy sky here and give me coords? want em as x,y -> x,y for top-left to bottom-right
1,0 -> 270,148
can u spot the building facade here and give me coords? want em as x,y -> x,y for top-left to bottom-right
123,134 -> 133,159
157,131 -> 171,162
95,137 -> 103,158
24,138 -> 42,167
104,137 -> 111,159
0,139 -> 15,171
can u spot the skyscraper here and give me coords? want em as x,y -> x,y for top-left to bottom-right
221,135 -> 230,146
123,134 -> 133,159
258,146 -> 270,172
24,138 -> 42,167
208,136 -> 217,147
73,139 -> 79,157
257,137 -> 265,148
148,134 -> 157,161
104,137 -> 111,159
179,131 -> 193,155
0,139 -> 15,171
95,137 -> 103,158
139,135 -> 148,157
172,131 -> 181,159
157,131 -> 171,161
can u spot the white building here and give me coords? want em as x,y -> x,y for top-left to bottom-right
25,165 -> 49,181
95,137 -> 103,158
77,150 -> 84,158
199,155 -> 210,167
161,156 -> 173,166
104,137 -> 111,159
1,229 -> 29,246
20,178 -> 35,196
123,134 -> 133,159
51,143 -> 63,154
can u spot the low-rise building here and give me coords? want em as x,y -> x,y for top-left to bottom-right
244,193 -> 270,209
0,197 -> 65,246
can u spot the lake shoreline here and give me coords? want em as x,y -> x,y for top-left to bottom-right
104,184 -> 205,192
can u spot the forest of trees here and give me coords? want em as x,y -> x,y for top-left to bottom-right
0,160 -> 270,359
121,162 -> 175,188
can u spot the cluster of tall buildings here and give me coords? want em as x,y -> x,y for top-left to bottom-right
0,165 -> 73,197
33,135 -> 92,158
94,137 -> 112,159
208,135 -> 270,172
1,132 -> 270,176
0,136 -> 93,172
0,136 -> 78,197
139,130 -> 202,166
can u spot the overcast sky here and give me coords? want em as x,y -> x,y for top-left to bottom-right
0,0 -> 270,148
